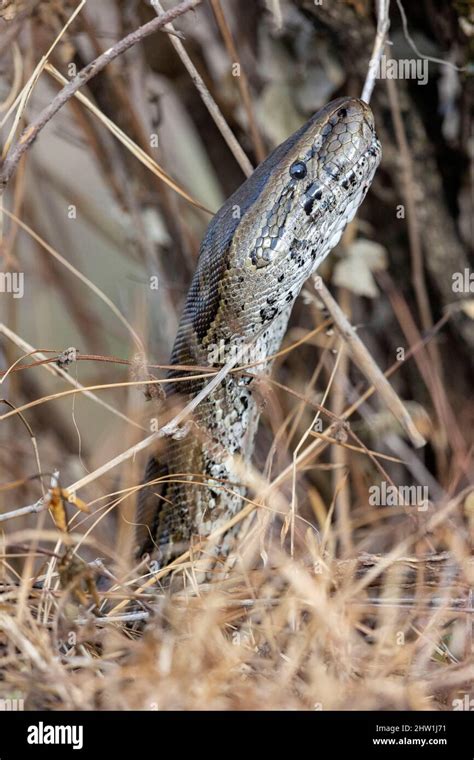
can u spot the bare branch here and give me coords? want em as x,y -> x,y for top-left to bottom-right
361,0 -> 391,105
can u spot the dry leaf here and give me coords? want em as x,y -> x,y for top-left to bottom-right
333,239 -> 388,297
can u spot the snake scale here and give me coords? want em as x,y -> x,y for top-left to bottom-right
136,97 -> 381,567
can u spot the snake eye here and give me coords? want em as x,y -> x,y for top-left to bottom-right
289,160 -> 307,180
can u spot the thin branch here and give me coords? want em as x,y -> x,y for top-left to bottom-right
152,0 -> 253,177
395,0 -> 467,72
315,280 -> 426,448
361,0 -> 391,104
0,496 -> 46,524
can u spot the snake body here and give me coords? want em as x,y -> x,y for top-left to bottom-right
136,97 -> 381,565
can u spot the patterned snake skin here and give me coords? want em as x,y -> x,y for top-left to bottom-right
136,97 -> 381,566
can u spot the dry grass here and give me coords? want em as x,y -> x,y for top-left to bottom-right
0,502 -> 472,710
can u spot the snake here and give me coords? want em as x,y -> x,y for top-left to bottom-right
136,97 -> 381,566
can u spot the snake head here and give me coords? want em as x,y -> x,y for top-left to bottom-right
175,97 -> 381,353
247,97 -> 382,269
